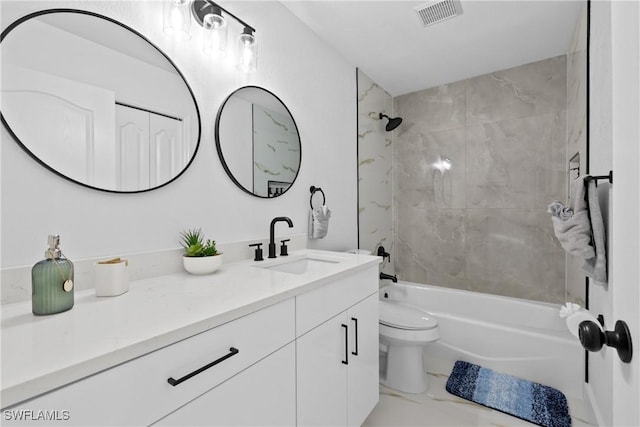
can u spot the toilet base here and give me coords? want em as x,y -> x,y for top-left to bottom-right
380,344 -> 428,394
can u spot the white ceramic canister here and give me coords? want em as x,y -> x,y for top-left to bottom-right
94,258 -> 129,297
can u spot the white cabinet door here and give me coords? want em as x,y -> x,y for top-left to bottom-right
297,288 -> 380,427
154,343 -> 296,427
347,294 -> 379,427
297,313 -> 348,427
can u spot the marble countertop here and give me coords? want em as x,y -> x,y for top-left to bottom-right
1,249 -> 380,408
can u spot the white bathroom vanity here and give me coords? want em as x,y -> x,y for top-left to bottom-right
1,250 -> 380,426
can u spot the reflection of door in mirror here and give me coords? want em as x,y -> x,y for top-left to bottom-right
115,105 -> 184,191
2,64 -> 116,188
253,105 -> 299,197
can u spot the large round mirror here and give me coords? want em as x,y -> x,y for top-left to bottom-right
1,10 -> 201,193
215,86 -> 301,198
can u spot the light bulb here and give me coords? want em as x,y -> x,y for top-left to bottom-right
236,28 -> 257,72
203,10 -> 227,57
163,0 -> 191,40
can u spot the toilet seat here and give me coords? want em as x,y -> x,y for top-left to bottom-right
379,300 -> 438,330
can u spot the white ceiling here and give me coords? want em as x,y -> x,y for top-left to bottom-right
282,0 -> 584,96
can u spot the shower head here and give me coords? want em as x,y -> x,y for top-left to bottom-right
379,113 -> 403,132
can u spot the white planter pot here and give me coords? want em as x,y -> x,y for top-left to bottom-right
183,254 -> 223,275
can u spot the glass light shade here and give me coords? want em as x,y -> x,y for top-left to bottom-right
236,30 -> 257,72
202,12 -> 227,57
163,0 -> 192,40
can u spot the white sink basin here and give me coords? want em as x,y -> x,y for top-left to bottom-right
259,254 -> 343,275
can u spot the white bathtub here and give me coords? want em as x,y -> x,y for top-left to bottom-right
380,281 -> 584,399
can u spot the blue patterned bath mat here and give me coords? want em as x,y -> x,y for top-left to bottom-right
446,360 -> 571,427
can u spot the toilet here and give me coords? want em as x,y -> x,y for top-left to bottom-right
379,299 -> 439,393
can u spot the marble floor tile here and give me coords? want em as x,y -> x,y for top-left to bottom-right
363,374 -> 595,427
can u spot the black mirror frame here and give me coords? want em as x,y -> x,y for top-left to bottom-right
215,85 -> 302,199
0,8 -> 202,194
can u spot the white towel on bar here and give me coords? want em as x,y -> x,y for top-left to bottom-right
583,179 -> 607,284
548,178 -> 595,260
308,206 -> 331,239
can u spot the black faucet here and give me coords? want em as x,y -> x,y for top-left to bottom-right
380,272 -> 398,283
269,217 -> 294,258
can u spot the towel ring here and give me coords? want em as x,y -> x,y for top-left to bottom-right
310,186 -> 326,209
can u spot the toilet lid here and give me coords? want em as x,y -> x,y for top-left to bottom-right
379,300 -> 438,330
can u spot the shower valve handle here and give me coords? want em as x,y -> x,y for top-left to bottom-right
377,246 -> 391,262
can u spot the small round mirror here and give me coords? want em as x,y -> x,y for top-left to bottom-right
215,86 -> 301,198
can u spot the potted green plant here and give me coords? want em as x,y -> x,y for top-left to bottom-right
179,228 -> 223,274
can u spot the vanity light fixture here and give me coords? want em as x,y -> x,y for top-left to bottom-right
163,0 -> 192,40
189,0 -> 257,71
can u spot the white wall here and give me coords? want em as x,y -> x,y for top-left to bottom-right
0,0 -> 357,269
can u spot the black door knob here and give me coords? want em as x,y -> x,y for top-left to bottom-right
578,320 -> 633,363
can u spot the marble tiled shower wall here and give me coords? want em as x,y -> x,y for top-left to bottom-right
393,57 -> 568,303
357,70 -> 395,275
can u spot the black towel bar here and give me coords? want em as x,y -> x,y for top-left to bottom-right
310,186 -> 326,209
584,171 -> 613,184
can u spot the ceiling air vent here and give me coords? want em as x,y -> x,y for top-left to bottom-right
414,0 -> 463,27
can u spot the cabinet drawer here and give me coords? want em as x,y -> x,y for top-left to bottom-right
154,342 -> 296,426
5,299 -> 295,426
296,266 -> 377,337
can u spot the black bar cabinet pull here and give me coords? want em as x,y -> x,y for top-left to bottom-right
167,347 -> 239,387
351,317 -> 359,356
341,324 -> 349,365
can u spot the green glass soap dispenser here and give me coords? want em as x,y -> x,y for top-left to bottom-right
32,235 -> 74,315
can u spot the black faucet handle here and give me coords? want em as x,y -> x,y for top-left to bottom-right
280,239 -> 290,256
249,243 -> 264,261
377,246 -> 391,262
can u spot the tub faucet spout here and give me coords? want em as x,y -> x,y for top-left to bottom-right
380,272 -> 397,283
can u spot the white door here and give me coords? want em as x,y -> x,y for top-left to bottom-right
1,64 -> 115,187
154,343 -> 296,426
297,313 -> 348,427
610,1 -> 639,425
149,114 -> 183,187
116,105 -> 150,191
347,294 -> 379,427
